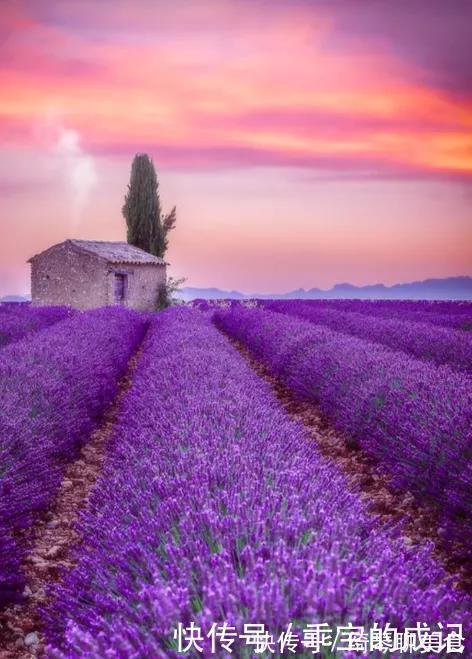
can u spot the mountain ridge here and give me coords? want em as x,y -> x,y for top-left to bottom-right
2,277 -> 471,303
176,276 -> 472,301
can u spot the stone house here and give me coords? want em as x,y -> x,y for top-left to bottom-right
28,239 -> 167,310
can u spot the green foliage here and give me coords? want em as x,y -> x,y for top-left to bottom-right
155,206 -> 177,256
122,153 -> 176,258
155,282 -> 169,311
155,276 -> 187,310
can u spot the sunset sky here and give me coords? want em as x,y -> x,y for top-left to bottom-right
1,0 -> 471,295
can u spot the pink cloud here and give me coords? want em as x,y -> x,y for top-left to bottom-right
0,0 -> 471,296
1,0 -> 471,181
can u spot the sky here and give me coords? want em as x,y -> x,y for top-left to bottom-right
0,0 -> 471,295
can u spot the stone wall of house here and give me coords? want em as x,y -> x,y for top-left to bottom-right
108,263 -> 166,311
31,242 -> 166,310
31,243 -> 108,309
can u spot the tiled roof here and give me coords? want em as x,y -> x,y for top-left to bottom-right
30,240 -> 167,265
70,240 -> 167,265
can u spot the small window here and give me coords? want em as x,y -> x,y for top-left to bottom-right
114,273 -> 127,303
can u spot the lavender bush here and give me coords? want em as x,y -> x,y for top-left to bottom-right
214,307 -> 472,550
0,304 -> 75,347
266,299 -> 472,332
0,307 -> 147,607
264,300 -> 472,374
45,308 -> 470,657
282,299 -> 472,315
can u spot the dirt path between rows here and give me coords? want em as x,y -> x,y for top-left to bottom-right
224,333 -> 471,595
0,346 -> 144,659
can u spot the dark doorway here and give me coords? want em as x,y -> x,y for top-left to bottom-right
114,273 -> 127,303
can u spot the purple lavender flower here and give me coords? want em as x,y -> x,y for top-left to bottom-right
44,308 -> 470,657
263,300 -> 472,373
0,304 -> 75,348
0,306 -> 146,607
214,306 -> 472,549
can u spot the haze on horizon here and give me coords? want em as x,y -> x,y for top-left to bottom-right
0,0 -> 471,297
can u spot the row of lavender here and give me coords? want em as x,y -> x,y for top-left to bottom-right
190,297 -> 472,333
46,308 -> 470,657
262,300 -> 472,374
0,307 -> 146,607
190,298 -> 472,332
214,307 -> 472,552
285,299 -> 472,331
0,304 -> 75,347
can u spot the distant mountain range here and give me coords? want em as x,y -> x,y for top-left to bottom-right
0,294 -> 30,303
2,276 -> 471,304
176,276 -> 472,301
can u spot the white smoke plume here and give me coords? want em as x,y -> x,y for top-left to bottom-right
54,128 -> 98,233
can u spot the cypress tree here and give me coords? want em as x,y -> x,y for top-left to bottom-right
151,205 -> 176,257
122,153 -> 176,257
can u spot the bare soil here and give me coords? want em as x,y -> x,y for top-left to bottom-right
0,348 -> 143,658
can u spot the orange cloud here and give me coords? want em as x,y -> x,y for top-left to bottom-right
0,0 -> 471,180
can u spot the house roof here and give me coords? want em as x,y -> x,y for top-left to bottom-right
29,239 -> 168,266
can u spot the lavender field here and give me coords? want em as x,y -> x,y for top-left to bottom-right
262,300 -> 472,373
0,301 -> 471,656
0,305 -> 75,348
